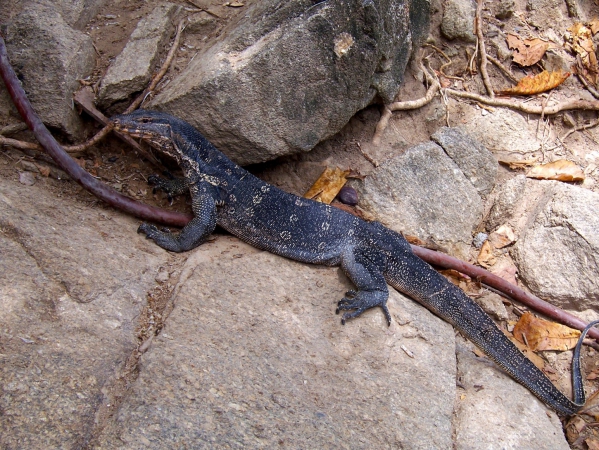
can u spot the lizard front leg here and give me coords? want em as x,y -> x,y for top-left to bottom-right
336,246 -> 391,326
138,183 -> 217,252
147,174 -> 190,204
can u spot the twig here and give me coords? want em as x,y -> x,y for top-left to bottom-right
0,135 -> 39,151
372,62 -> 440,145
476,0 -> 494,98
561,117 -> 599,141
3,35 -> 598,342
410,245 -> 599,340
445,88 -> 599,114
0,35 -> 192,227
487,55 -> 518,83
577,72 -> 599,100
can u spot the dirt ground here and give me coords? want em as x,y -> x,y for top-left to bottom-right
2,0 -> 599,447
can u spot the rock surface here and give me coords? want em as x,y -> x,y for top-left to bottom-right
149,0 -> 430,165
511,182 -> 599,310
432,126 -> 498,196
0,174 -> 169,448
441,0 -> 476,42
454,338 -> 569,450
358,140 -> 484,254
97,3 -> 181,108
487,176 -> 599,310
1,1 -> 96,137
96,238 -> 457,449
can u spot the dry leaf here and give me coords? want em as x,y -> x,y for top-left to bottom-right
587,438 -> 599,450
490,259 -> 518,286
489,225 -> 516,249
526,159 -> 585,182
496,70 -> 570,96
590,18 -> 599,35
565,23 -> 599,85
506,34 -> 549,66
498,158 -> 538,169
226,1 -> 244,6
513,312 -> 580,351
477,241 -> 496,268
304,167 -> 350,204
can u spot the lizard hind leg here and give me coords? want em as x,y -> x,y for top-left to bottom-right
336,247 -> 391,326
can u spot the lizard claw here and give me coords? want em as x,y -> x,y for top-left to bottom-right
336,290 -> 391,326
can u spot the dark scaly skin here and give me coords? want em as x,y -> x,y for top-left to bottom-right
113,109 -> 591,416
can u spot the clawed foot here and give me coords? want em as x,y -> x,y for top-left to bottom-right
148,174 -> 189,204
336,289 -> 392,326
137,222 -> 184,252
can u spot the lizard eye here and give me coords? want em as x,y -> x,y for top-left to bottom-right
140,117 -> 151,123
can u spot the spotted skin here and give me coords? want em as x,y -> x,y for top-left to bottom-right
113,109 -> 587,415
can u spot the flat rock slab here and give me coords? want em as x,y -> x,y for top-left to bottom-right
358,141 -> 483,254
96,237 -> 457,449
0,174 -> 169,448
454,337 -> 569,450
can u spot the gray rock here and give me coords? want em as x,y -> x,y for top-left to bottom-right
0,174 -> 168,448
475,291 -> 509,322
358,141 -> 483,252
441,0 -> 476,42
2,1 -> 95,137
511,183 -> 599,310
96,238 -> 457,449
457,108 -> 541,159
526,0 -> 566,29
97,3 -> 181,108
54,0 -> 109,30
149,0 -> 430,165
495,0 -> 515,20
454,337 -> 570,450
432,127 -> 498,196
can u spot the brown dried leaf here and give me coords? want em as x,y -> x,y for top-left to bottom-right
590,18 -> 599,35
513,312 -> 580,351
496,70 -> 570,96
506,34 -> 549,66
304,167 -> 350,204
526,159 -> 585,182
477,241 -> 496,268
498,158 -> 539,169
566,23 -> 599,85
587,438 -> 599,450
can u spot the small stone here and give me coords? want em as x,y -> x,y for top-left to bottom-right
19,171 -> 36,186
155,269 -> 170,283
472,232 -> 488,249
336,186 -> 358,206
441,0 -> 476,42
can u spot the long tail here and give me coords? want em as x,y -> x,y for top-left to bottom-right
386,246 -> 597,415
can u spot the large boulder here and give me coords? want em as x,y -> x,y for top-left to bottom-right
149,0 -> 430,165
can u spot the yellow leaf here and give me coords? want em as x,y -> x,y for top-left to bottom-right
304,167 -> 350,204
496,70 -> 570,96
526,159 -> 585,182
513,312 -> 581,352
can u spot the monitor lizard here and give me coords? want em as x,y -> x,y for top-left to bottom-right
113,109 -> 595,416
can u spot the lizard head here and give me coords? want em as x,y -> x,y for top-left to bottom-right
112,109 -> 188,162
